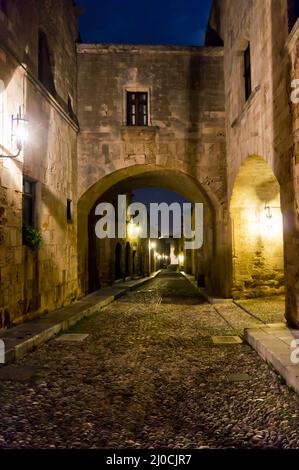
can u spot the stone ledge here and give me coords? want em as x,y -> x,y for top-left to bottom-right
245,324 -> 299,393
77,43 -> 224,57
0,271 -> 161,365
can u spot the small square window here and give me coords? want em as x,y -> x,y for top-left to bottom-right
127,91 -> 148,126
67,199 -> 72,222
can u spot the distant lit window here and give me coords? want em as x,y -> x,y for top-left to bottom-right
244,44 -> 252,101
22,179 -> 35,227
127,92 -> 148,126
38,30 -> 56,95
0,0 -> 7,15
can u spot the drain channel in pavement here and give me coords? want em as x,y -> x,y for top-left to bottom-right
211,336 -> 243,345
226,373 -> 252,382
55,334 -> 89,342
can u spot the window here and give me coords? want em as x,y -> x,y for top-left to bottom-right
67,199 -> 72,223
127,92 -> 148,126
288,0 -> 299,32
38,30 -> 56,95
244,44 -> 252,101
22,179 -> 35,227
0,0 -> 7,14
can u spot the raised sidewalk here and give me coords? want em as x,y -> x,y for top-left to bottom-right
0,271 -> 160,365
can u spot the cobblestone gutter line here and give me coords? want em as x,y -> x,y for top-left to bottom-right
0,271 -> 161,365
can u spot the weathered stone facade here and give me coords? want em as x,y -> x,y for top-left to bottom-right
77,44 -> 229,297
207,0 -> 299,323
2,0 -> 299,328
0,0 -> 79,327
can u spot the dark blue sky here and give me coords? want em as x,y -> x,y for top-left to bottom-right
132,188 -> 189,206
79,0 -> 212,45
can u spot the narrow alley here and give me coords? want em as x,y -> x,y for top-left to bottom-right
0,270 -> 297,449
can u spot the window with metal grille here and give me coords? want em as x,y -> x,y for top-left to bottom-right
244,44 -> 252,101
0,0 -> 7,14
22,179 -> 35,227
127,92 -> 148,126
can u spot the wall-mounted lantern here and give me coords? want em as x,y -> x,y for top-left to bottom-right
262,204 -> 273,232
0,106 -> 28,158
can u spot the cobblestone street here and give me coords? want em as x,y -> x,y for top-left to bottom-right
0,270 -> 298,449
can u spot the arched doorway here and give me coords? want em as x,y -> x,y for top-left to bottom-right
115,243 -> 122,281
132,249 -> 136,276
125,242 -> 131,278
139,250 -> 143,276
230,155 -> 284,299
78,165 -> 230,298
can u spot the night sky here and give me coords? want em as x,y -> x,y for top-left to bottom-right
79,0 -> 212,46
79,0 -> 212,205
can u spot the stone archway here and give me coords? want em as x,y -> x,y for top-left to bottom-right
77,164 -> 231,299
230,155 -> 285,299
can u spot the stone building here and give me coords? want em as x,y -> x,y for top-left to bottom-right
77,43 -> 228,296
1,0 -> 299,328
0,0 -> 79,327
207,0 -> 299,325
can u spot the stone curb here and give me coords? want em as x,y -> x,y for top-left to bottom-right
245,324 -> 299,393
0,271 -> 161,365
180,271 -> 233,304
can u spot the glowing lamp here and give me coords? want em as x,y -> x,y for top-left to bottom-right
259,204 -> 282,238
12,107 -> 28,151
178,254 -> 184,264
128,220 -> 140,239
1,106 -> 28,158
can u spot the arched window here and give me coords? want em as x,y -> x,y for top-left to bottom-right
38,30 -> 56,95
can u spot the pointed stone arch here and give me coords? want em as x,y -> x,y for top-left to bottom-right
230,155 -> 285,299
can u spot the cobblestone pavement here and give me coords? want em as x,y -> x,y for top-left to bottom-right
235,296 -> 285,324
0,271 -> 298,449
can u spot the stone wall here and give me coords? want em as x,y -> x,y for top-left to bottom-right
286,19 -> 299,325
77,44 -> 230,298
0,0 -> 79,327
208,0 -> 295,307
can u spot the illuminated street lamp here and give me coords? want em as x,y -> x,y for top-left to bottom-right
0,106 -> 28,158
178,254 -> 184,265
128,220 -> 140,239
260,204 -> 281,237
